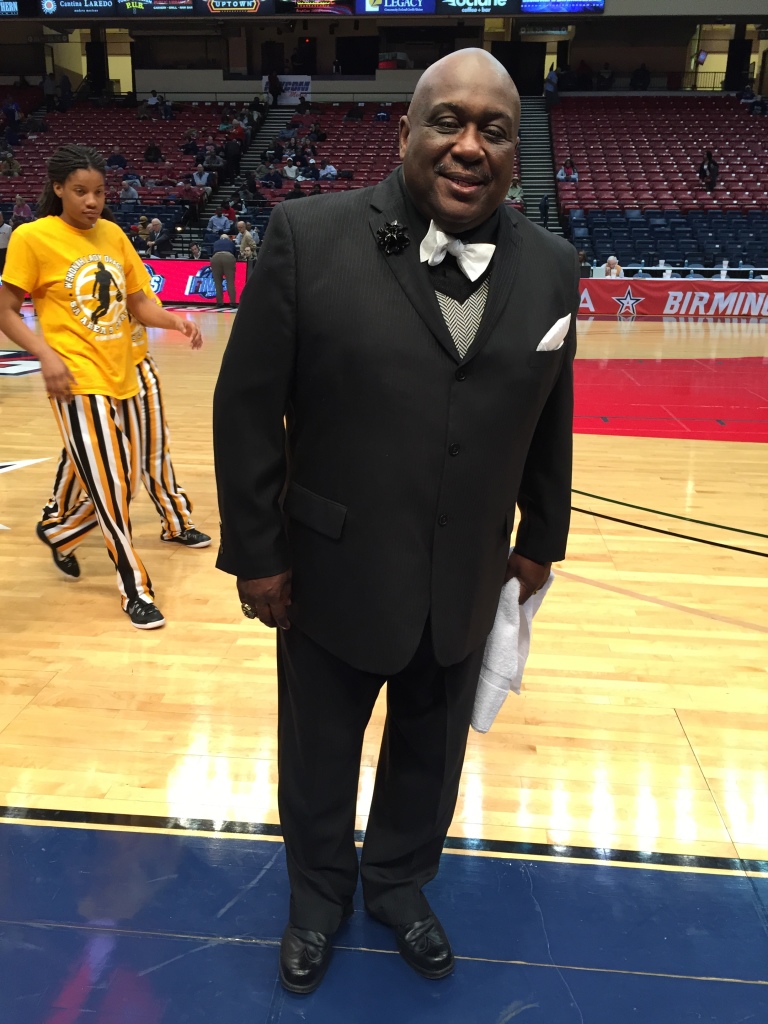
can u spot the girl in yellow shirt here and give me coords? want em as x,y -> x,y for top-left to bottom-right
0,145 -> 202,630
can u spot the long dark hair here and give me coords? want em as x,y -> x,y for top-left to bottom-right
36,144 -> 106,218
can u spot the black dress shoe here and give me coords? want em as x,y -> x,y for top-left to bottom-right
392,914 -> 454,979
279,924 -> 333,994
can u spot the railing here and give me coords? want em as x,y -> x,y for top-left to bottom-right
556,70 -> 727,93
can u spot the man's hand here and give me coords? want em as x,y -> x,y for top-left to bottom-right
41,351 -> 76,403
237,570 -> 292,629
505,551 -> 551,605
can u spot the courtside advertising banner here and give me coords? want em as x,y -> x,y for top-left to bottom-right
143,260 -> 247,305
578,279 -> 768,318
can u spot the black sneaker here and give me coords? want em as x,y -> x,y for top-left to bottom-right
163,528 -> 211,549
36,522 -> 80,580
125,599 -> 166,630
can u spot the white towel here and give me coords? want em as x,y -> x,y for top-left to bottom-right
471,572 -> 554,734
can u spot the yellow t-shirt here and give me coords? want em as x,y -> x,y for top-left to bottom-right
4,216 -> 151,399
130,283 -> 163,365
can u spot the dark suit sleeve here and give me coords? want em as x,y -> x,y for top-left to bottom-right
213,202 -> 296,578
513,249 -> 580,564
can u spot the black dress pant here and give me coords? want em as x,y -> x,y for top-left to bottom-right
277,620 -> 485,934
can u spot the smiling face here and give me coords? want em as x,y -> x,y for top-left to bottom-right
53,169 -> 105,230
400,50 -> 520,234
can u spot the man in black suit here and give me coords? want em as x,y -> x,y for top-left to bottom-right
213,49 -> 578,994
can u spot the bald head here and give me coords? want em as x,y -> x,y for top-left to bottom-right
408,49 -> 520,126
400,49 -> 521,233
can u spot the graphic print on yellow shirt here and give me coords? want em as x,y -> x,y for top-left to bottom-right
3,216 -> 150,399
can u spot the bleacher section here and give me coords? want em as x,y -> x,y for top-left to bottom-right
553,96 -> 768,217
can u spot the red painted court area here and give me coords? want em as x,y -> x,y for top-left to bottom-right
574,357 -> 768,442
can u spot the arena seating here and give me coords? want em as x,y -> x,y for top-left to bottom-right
553,95 -> 768,217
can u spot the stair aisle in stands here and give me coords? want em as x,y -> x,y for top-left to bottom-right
519,96 -> 562,236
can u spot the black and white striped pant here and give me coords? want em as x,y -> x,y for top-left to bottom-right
40,392 -> 154,609
43,354 -> 194,541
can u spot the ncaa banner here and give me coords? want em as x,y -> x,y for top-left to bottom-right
579,279 -> 768,318
261,75 -> 311,105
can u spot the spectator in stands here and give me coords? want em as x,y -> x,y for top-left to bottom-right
146,217 -> 174,258
308,121 -> 327,143
210,233 -> 237,307
630,64 -> 651,90
59,74 -> 72,111
603,256 -> 624,278
318,159 -> 337,180
544,64 -> 559,111
181,133 -> 200,158
739,85 -> 757,112
284,181 -> 305,201
268,71 -> 283,107
374,107 -> 391,122
146,90 -> 160,113
282,157 -> 300,181
223,136 -> 242,182
203,150 -> 226,180
252,160 -> 270,181
310,182 -> 322,196
207,208 -> 231,234
299,159 -> 319,182
122,168 -> 142,185
577,250 -> 592,278
262,165 -> 284,189
236,220 -> 257,261
128,224 -> 146,254
144,140 -> 164,164
539,194 -> 549,229
193,165 -> 213,200
556,158 -> 579,183
1,153 -> 22,177
12,195 -> 32,222
0,212 -> 10,274
221,200 -> 238,224
120,181 -> 139,203
160,96 -> 175,120
43,73 -> 57,113
278,123 -> 298,142
137,215 -> 151,243
296,95 -> 311,116
697,150 -> 719,192
596,63 -> 614,91
107,146 -> 127,170
188,242 -> 202,260
505,175 -> 524,208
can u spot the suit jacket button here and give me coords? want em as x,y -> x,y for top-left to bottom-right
449,443 -> 460,456
455,368 -> 467,381
438,514 -> 449,527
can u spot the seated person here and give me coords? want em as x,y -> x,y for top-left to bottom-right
261,165 -> 284,189
252,161 -> 270,180
603,255 -> 624,278
318,159 -> 337,180
137,215 -> 151,242
143,140 -> 164,163
207,208 -> 231,234
145,217 -> 174,258
283,181 -> 305,201
221,200 -> 238,223
0,154 -> 22,177
505,175 -> 524,205
122,169 -> 142,185
192,165 -> 212,200
299,159 -> 319,181
128,225 -> 147,254
577,249 -> 592,278
697,150 -> 719,191
282,157 -> 300,181
373,108 -> 390,122
106,146 -> 127,169
308,122 -> 327,143
188,242 -> 203,260
12,195 -> 32,221
309,182 -> 322,195
119,182 -> 139,202
556,158 -> 579,183
296,96 -> 311,116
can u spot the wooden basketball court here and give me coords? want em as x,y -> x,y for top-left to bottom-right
1,310 -> 767,867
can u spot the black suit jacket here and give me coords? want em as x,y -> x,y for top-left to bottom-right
213,170 -> 579,674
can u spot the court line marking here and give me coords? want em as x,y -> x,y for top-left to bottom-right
555,569 -> 768,636
572,507 -> 768,558
1,917 -> 767,987
572,489 -> 768,540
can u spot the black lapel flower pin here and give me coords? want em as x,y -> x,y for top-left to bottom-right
376,220 -> 410,256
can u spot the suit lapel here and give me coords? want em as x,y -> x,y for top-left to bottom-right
461,209 -> 521,364
369,174 -> 461,363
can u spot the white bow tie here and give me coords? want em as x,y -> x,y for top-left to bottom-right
419,221 -> 496,282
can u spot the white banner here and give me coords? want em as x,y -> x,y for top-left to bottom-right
261,76 -> 311,106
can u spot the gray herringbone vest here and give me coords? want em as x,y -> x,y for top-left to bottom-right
435,278 -> 490,359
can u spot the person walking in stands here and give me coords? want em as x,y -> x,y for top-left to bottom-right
210,232 -> 238,308
0,145 -> 202,630
268,71 -> 283,107
697,150 -> 719,192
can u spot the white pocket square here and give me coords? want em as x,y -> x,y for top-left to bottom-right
535,313 -> 571,352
